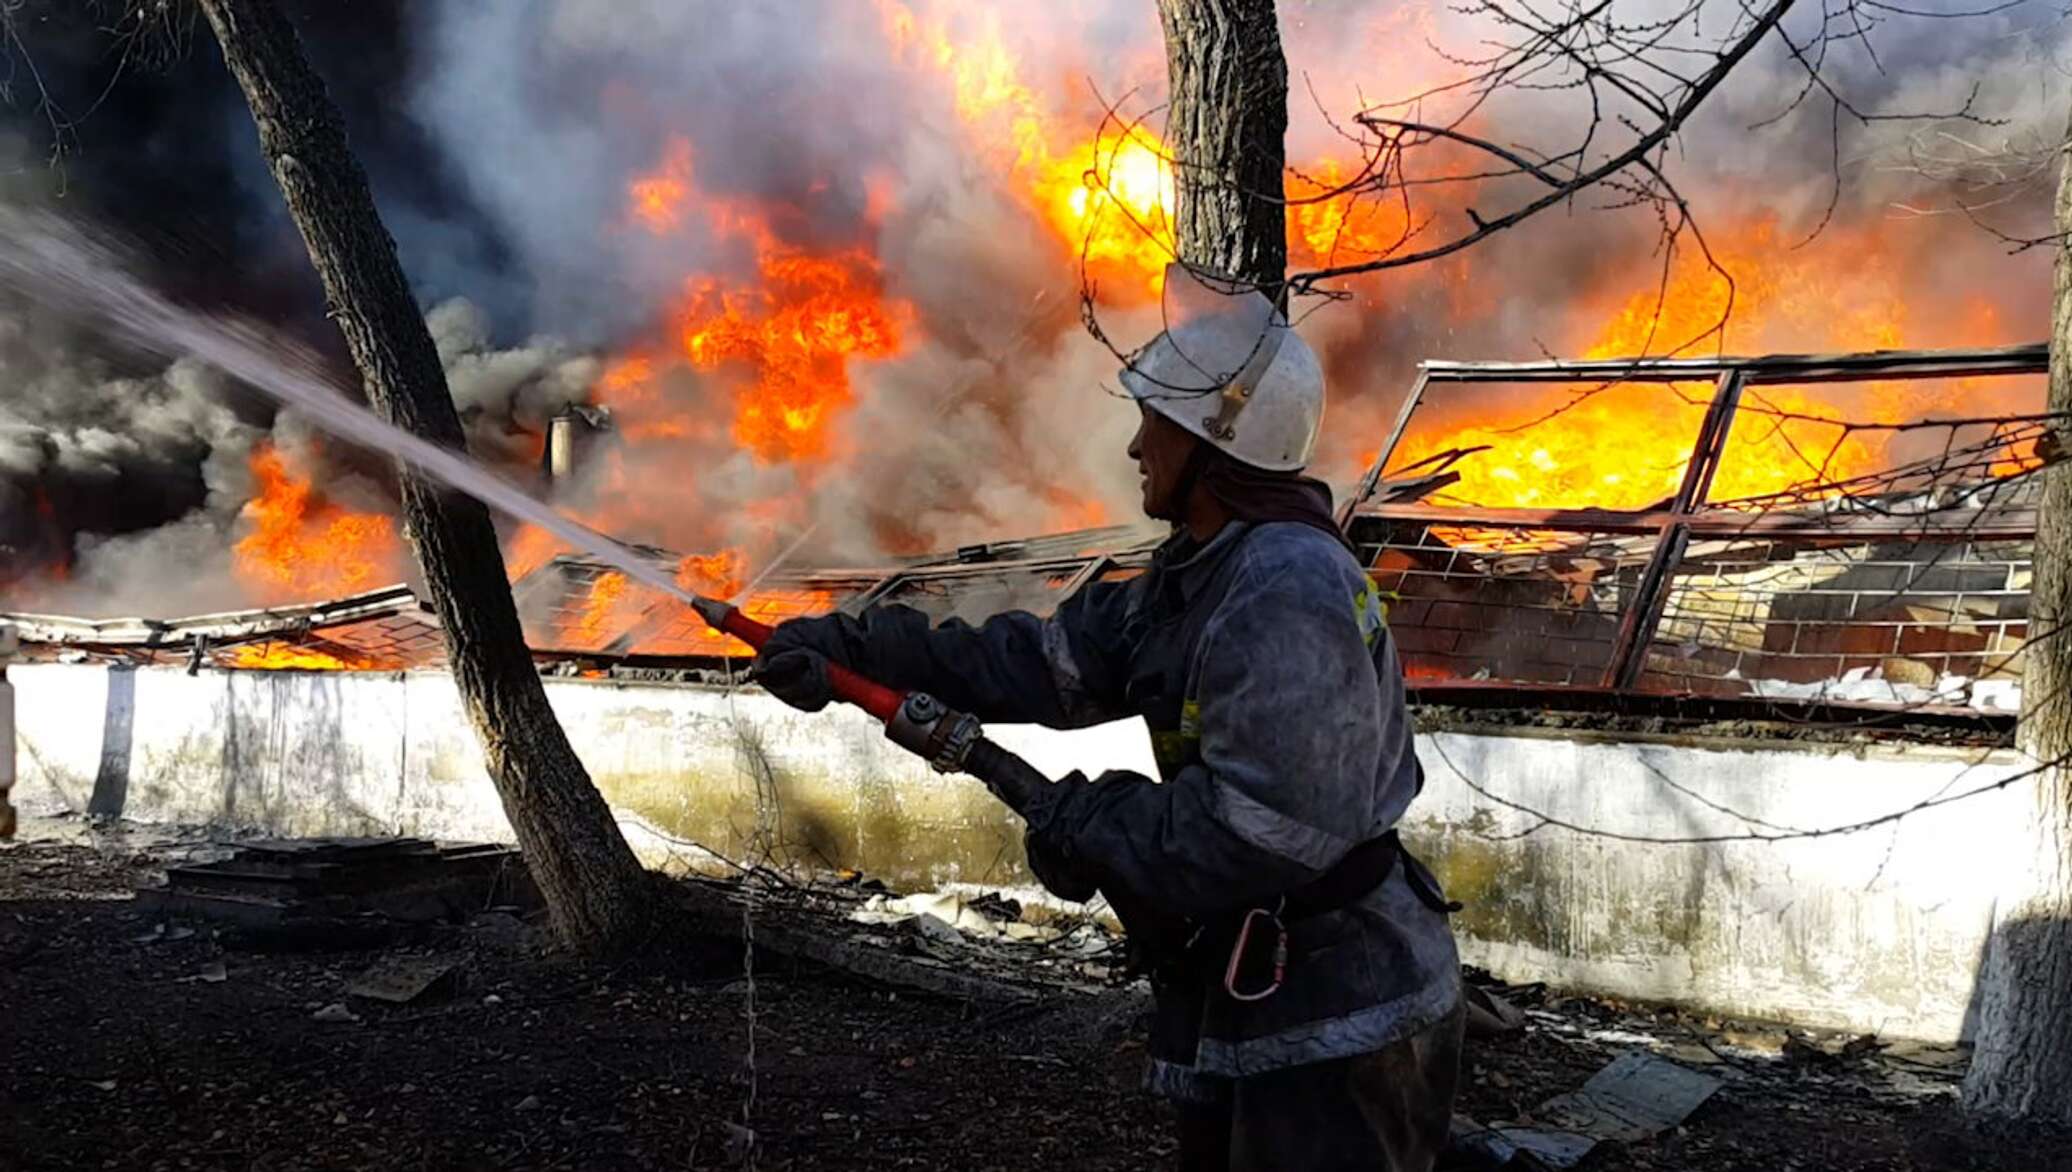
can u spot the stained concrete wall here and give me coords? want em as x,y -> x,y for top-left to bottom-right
10,663 -> 2030,1043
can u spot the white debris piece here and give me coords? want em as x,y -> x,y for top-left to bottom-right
1747,666 -> 2015,713
1971,678 -> 2022,713
846,890 -> 1059,943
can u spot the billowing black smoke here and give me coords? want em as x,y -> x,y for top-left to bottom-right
0,2 -> 590,609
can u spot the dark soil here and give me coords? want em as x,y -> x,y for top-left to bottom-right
1,823 -> 2057,1171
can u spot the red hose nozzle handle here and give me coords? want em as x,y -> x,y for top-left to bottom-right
696,598 -> 1057,825
700,601 -> 906,723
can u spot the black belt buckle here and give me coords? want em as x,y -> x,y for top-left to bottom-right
1222,902 -> 1288,1002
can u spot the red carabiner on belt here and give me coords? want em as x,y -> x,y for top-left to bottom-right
1223,904 -> 1288,1002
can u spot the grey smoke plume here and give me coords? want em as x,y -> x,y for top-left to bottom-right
430,298 -> 599,466
0,291 -> 614,615
0,303 -> 261,609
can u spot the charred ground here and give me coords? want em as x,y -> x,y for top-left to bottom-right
2,820 -> 2060,1172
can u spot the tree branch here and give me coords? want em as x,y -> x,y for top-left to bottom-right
1285,0 -> 1797,294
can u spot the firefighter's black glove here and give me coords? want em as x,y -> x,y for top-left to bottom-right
1019,772 -> 1177,932
752,608 -> 946,712
750,615 -> 855,712
1009,769 -> 1148,904
1026,833 -> 1100,903
750,648 -> 835,712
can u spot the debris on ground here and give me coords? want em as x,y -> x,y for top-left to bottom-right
7,815 -> 2069,1171
136,835 -> 531,947
1456,1051 -> 1722,1169
347,954 -> 459,1005
850,888 -> 1061,943
1465,978 -> 1530,1037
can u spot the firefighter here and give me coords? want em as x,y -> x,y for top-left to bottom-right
751,285 -> 1464,1171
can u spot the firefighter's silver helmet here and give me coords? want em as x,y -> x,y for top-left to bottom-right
1117,264 -> 1324,472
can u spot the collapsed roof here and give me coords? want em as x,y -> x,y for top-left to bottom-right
7,523 -> 1165,674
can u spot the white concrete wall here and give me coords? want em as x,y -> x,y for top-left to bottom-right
10,664 -> 1159,891
10,663 -> 2030,1042
1404,728 -> 2025,1044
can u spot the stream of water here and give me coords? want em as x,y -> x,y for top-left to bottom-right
0,211 -> 720,612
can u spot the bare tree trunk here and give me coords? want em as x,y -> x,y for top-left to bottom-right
1156,0 -> 1288,293
1963,104 -> 2072,1125
195,0 -> 654,956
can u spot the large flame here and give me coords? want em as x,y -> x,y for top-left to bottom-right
624,138 -> 904,464
567,570 -> 638,649
880,2 -> 1465,300
233,443 -> 402,602
668,548 -> 832,658
1389,218 -> 2037,512
1034,128 -> 1177,298
676,549 -> 748,598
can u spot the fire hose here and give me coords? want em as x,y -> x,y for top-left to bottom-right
695,597 -> 1265,990
691,593 -> 1116,911
686,595 -> 1054,800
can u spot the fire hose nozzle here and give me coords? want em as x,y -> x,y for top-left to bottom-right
698,598 -> 905,722
885,691 -> 982,774
695,596 -> 1048,804
885,695 -> 1050,814
688,595 -> 733,630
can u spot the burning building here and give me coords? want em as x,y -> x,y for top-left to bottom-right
2,0 -> 2066,1055
1357,344 -> 2048,712
6,334 -> 2052,1048
2,1 -> 2061,619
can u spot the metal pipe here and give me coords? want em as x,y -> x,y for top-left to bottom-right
1,623 -> 16,839
544,412 -> 576,482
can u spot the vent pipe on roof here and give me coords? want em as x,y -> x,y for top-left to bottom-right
543,405 -> 614,485
0,623 -> 15,839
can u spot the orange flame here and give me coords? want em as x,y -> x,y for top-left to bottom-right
678,248 -> 902,461
624,138 -> 904,463
228,643 -> 398,671
669,586 -> 837,659
233,443 -> 401,602
676,548 -> 747,598
596,355 -> 657,403
1033,128 -> 1176,298
545,548 -> 831,659
568,571 -> 637,648
671,549 -> 825,657
1041,488 -> 1110,533
1392,218 -> 2036,512
1288,159 -> 1416,271
884,10 -> 1461,303
504,525 -> 565,581
628,138 -> 693,233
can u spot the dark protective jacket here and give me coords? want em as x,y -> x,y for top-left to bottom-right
817,520 -> 1459,1102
